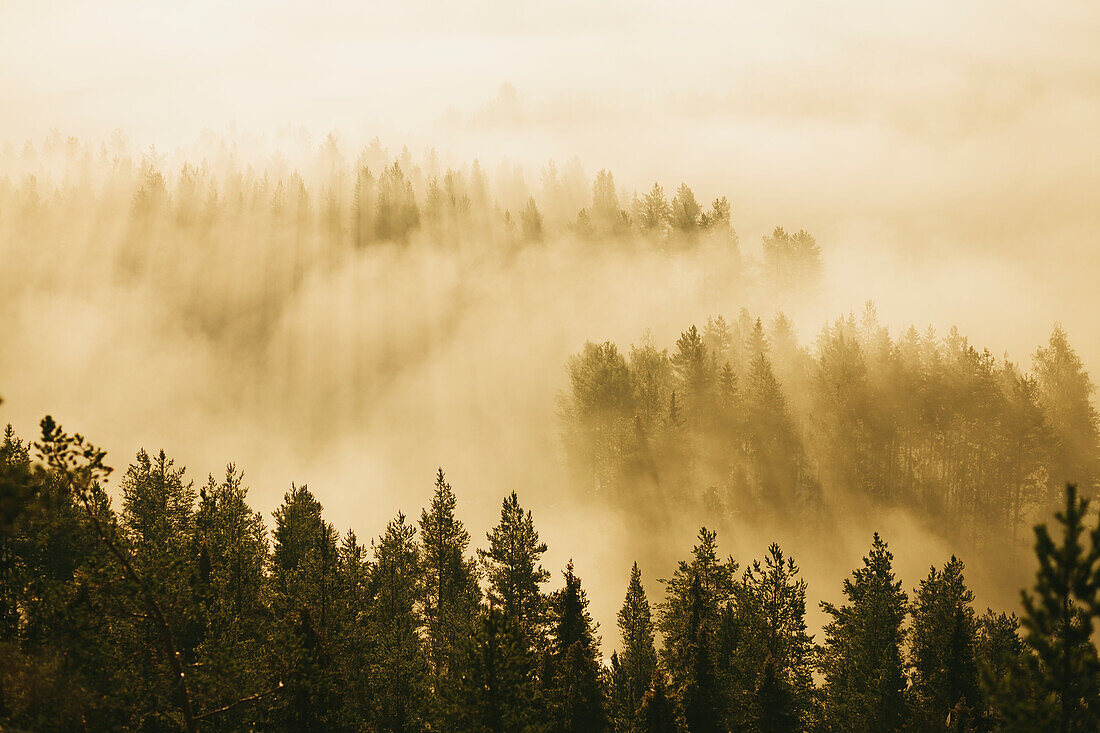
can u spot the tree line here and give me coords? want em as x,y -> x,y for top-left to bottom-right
560,309 -> 1098,573
2,413 -> 1099,731
1,132 -> 764,251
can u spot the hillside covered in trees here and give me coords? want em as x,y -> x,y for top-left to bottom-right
3,134 -> 1099,731
560,312 -> 1099,586
2,415 -> 1100,731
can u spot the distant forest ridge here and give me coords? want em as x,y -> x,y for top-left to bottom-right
560,310 -> 1098,566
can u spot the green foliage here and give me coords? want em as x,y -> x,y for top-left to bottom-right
908,557 -> 981,731
366,512 -> 429,731
544,561 -> 609,732
1013,484 -> 1100,731
4,403 -> 1100,731
479,491 -> 551,647
731,543 -> 816,731
819,533 -> 908,732
420,468 -> 480,726
447,606 -> 546,733
615,562 -> 658,729
657,527 -> 736,732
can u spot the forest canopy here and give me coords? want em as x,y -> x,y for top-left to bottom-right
2,134 -> 1099,731
2,415 -> 1100,731
560,311 -> 1099,579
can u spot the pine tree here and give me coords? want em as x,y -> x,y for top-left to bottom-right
733,543 -> 815,731
670,183 -> 700,234
908,557 -> 982,731
521,197 -> 544,241
637,183 -> 670,232
419,468 -> 480,726
366,512 -> 429,732
189,466 -> 272,730
657,528 -> 736,732
1033,328 -> 1100,496
819,533 -> 908,732
269,484 -> 340,731
616,562 -> 657,728
118,450 -> 200,721
271,484 -> 338,623
1015,484 -> 1100,731
976,610 -> 1035,731
120,449 -> 195,575
479,492 -> 551,647
447,606 -> 545,732
545,561 -> 608,732
637,670 -> 687,733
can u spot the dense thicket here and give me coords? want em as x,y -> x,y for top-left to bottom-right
560,311 -> 1099,572
2,410 -> 1099,731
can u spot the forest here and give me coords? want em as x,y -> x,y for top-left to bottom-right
2,414 -> 1100,731
560,313 -> 1098,581
2,134 -> 1100,732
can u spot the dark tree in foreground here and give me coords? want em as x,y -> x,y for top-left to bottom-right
818,533 -> 907,732
908,556 -> 981,731
544,561 -> 608,732
1013,484 -> 1100,732
479,491 -> 551,648
447,606 -> 545,732
613,562 -> 657,730
657,527 -> 735,733
420,468 -> 480,728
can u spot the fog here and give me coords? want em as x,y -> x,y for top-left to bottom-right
2,0 -> 1099,643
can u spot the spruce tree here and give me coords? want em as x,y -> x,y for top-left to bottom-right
189,466 -> 272,730
447,606 -> 545,733
366,512 -> 429,732
908,556 -> 982,731
545,561 -> 608,732
1015,484 -> 1100,731
617,562 -> 657,728
733,543 -> 815,731
419,467 -> 480,703
819,533 -> 907,732
637,670 -> 687,733
479,491 -> 550,647
269,484 -> 340,731
657,527 -> 735,732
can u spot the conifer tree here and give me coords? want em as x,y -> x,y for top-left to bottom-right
269,484 -> 340,731
1015,484 -> 1100,731
976,610 -> 1035,731
819,533 -> 908,732
419,468 -> 480,725
670,183 -> 701,234
545,561 -> 608,732
479,492 -> 550,647
908,556 -> 982,731
637,670 -> 687,733
1033,328 -> 1100,495
189,466 -> 272,730
120,449 -> 195,582
521,197 -> 544,241
366,512 -> 429,732
733,543 -> 815,731
447,606 -> 545,733
657,527 -> 736,732
637,183 -> 670,232
617,562 -> 657,728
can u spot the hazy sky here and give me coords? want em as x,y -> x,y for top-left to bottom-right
6,0 -> 1096,375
